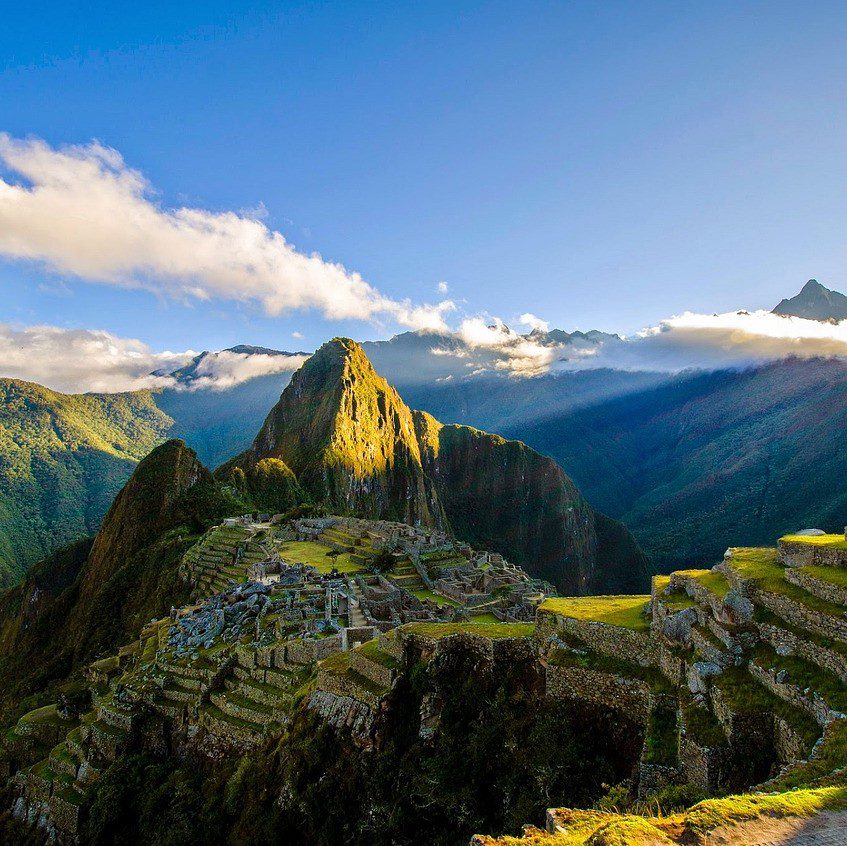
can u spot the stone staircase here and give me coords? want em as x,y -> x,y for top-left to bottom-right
390,557 -> 424,591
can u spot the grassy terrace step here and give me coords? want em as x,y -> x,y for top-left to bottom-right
781,534 -> 847,549
547,645 -> 674,695
211,689 -> 275,722
476,786 -> 847,846
318,651 -> 391,698
672,568 -> 730,599
726,548 -> 847,627
201,703 -> 264,737
411,587 -> 460,607
225,676 -> 289,708
354,639 -> 399,670
539,595 -> 651,631
753,643 -> 847,715
712,665 -> 821,748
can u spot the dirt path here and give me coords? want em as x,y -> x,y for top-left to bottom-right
704,810 -> 847,845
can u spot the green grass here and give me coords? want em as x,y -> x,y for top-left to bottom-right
713,664 -> 821,748
781,534 -> 847,549
277,540 -> 366,575
674,569 -> 730,599
755,644 -> 847,713
660,591 -> 697,612
547,646 -> 674,695
803,565 -> 847,589
680,699 -> 726,748
402,621 -> 535,640
468,612 -> 501,624
770,719 -> 847,790
727,547 -> 847,617
355,639 -> 399,669
539,595 -> 650,631
644,705 -> 679,766
411,587 -> 460,607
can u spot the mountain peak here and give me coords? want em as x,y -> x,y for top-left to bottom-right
773,279 -> 847,321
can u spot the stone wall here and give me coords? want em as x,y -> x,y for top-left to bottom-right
756,619 -> 847,683
536,611 -> 658,667
545,665 -> 652,724
349,651 -> 395,689
679,734 -> 724,793
755,590 -> 847,643
748,662 -> 838,727
778,540 -> 847,569
785,567 -> 847,606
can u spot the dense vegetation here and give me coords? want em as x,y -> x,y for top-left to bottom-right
0,440 -> 245,720
0,380 -> 173,586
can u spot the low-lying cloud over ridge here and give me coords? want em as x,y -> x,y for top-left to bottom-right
426,309 -> 847,377
0,325 -> 308,394
0,134 -> 454,331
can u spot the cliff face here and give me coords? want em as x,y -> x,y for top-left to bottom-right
414,413 -> 597,592
229,338 -> 446,528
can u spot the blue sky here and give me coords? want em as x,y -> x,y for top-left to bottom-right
4,0 -> 847,358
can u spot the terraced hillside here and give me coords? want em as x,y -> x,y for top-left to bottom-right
471,531 -> 847,845
6,514 -> 847,845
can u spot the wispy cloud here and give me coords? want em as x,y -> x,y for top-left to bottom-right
179,349 -> 308,391
0,134 -> 454,331
518,312 -> 549,333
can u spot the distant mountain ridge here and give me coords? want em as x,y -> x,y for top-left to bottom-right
772,278 -> 847,321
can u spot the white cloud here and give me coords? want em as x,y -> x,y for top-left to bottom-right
183,349 -> 308,390
437,281 -> 449,294
291,331 -> 304,339
0,324 -> 310,394
0,134 -> 453,332
0,324 -> 194,393
453,317 -> 557,377
518,312 -> 550,333
555,309 -> 847,372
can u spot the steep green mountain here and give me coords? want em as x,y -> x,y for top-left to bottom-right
0,380 -> 173,586
223,338 -> 447,529
227,338 -> 647,592
0,439 -> 242,716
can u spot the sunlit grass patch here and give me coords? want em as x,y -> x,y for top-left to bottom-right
540,595 -> 650,631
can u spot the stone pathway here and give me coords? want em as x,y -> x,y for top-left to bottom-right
706,811 -> 847,845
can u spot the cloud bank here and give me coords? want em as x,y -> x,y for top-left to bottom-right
0,324 -> 309,393
0,134 -> 454,331
176,349 -> 308,391
427,309 -> 847,378
0,324 -> 194,393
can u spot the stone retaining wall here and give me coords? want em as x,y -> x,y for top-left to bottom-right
545,664 -> 652,724
773,714 -> 812,765
748,662 -> 837,727
778,540 -> 847,569
679,734 -> 724,792
785,567 -> 847,606
315,667 -> 383,709
349,651 -> 395,689
756,620 -> 847,682
536,612 -> 658,667
755,590 -> 847,643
